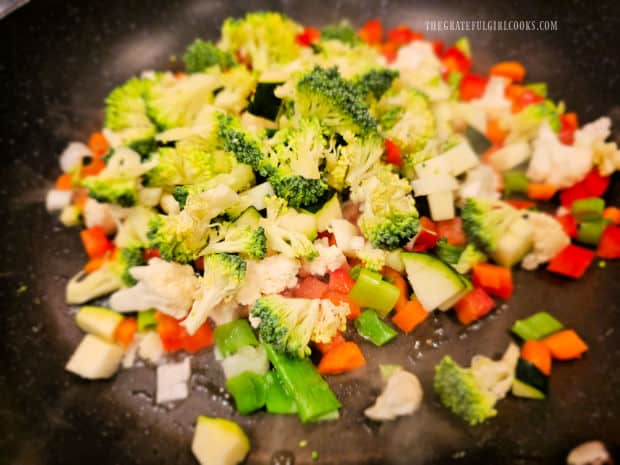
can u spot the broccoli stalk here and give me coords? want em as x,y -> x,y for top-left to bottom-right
202,224 -> 267,259
182,253 -> 246,335
183,38 -> 236,73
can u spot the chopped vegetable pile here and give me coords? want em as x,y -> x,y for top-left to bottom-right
46,12 -> 620,465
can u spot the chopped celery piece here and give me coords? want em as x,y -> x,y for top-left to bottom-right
137,309 -> 157,332
354,310 -> 398,346
264,344 -> 340,423
214,320 -> 258,357
348,269 -> 400,318
576,219 -> 610,246
571,197 -> 605,221
511,312 -> 564,340
503,171 -> 529,195
225,371 -> 266,414
264,371 -> 297,414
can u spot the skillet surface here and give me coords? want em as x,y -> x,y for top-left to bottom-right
1,1 -> 620,464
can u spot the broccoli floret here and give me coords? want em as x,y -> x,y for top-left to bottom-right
183,38 -> 236,73
352,164 -> 419,249
434,356 -> 497,426
320,23 -> 361,45
202,223 -> 267,259
212,66 -> 257,114
250,295 -> 319,358
435,238 -> 465,264
295,67 -> 378,138
461,198 -> 533,266
353,69 -> 399,101
182,253 -> 246,335
220,12 -> 302,72
356,245 -> 387,272
148,185 -> 239,263
454,244 -> 487,274
261,118 -> 329,208
217,113 -> 267,174
146,72 -> 222,129
259,197 -> 317,259
117,246 -> 146,286
104,77 -> 156,155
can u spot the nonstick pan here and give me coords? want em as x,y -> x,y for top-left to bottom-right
1,1 -> 620,464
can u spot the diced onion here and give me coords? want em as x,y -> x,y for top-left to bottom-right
59,142 -> 91,172
46,189 -> 72,212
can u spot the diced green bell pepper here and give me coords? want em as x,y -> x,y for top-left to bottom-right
225,371 -> 266,414
137,309 -> 158,332
503,171 -> 529,195
214,320 -> 258,357
571,197 -> 605,222
354,309 -> 398,346
511,311 -> 564,340
348,269 -> 400,318
264,371 -> 297,414
576,219 -> 610,246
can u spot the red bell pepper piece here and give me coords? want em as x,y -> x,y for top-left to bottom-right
560,169 -> 611,207
324,290 -> 361,320
436,217 -> 467,246
597,225 -> 620,259
459,74 -> 488,101
328,267 -> 355,295
505,200 -> 537,210
430,40 -> 444,55
441,46 -> 472,74
490,61 -> 526,82
386,25 -> 423,46
359,19 -> 382,45
293,276 -> 329,299
155,312 -> 213,353
454,287 -> 496,325
379,41 -> 399,63
547,244 -> 595,278
384,139 -> 403,167
558,112 -> 578,145
556,213 -> 578,238
314,332 -> 346,355
295,27 -> 320,46
472,264 -> 513,299
405,216 -> 438,252
80,226 -> 114,259
143,248 -> 161,261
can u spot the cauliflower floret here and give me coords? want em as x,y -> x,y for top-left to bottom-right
109,258 -> 199,318
235,255 -> 300,306
83,198 -> 118,234
527,122 -> 592,188
521,212 -> 570,270
364,369 -> 423,421
471,76 -> 512,119
470,342 -> 519,400
311,299 -> 350,343
458,164 -> 501,206
575,117 -> 620,176
302,238 -> 347,276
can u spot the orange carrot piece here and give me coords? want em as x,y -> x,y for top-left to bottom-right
80,157 -> 106,177
83,256 -> 107,273
527,183 -> 558,200
115,317 -> 138,348
521,340 -> 552,375
391,298 -> 429,333
542,330 -> 588,360
382,267 -> 409,312
490,61 -> 526,82
73,189 -> 89,211
486,119 -> 509,146
602,206 -> 620,225
317,341 -> 366,375
88,132 -> 110,157
55,173 -> 73,190
314,332 -> 346,355
324,290 -> 361,320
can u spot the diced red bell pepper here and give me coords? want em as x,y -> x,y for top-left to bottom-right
459,74 -> 488,101
436,217 -> 466,246
295,27 -> 320,46
182,322 -> 214,353
558,112 -> 578,145
314,332 -> 346,355
155,312 -> 213,353
324,290 -> 361,320
507,84 -> 544,113
80,157 -> 106,177
384,138 -> 403,167
560,169 -> 610,207
440,47 -> 472,74
547,244 -> 595,278
386,25 -> 423,45
489,61 -> 526,82
328,267 -> 356,294
505,200 -> 537,210
430,40 -> 444,56
379,41 -> 399,63
359,19 -> 383,45
194,256 -> 204,271
597,225 -> 620,259
80,226 -> 114,259
55,173 -> 73,190
317,230 -> 337,246
88,132 -> 110,158
454,287 -> 496,325
293,276 -> 329,299
405,216 -> 438,252
603,206 -> 620,225
143,248 -> 161,261
556,213 -> 578,238
472,264 -> 513,299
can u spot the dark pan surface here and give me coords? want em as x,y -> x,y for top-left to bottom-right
1,1 -> 620,464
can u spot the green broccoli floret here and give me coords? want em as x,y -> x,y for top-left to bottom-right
182,253 -> 246,335
250,295 -> 319,358
353,69 -> 399,100
104,77 -> 156,155
295,67 -> 378,138
202,223 -> 267,259
434,356 -> 497,426
454,244 -> 487,274
320,23 -> 361,45
220,12 -> 302,72
461,198 -> 533,267
260,118 -> 329,208
117,246 -> 146,286
146,72 -> 222,129
352,164 -> 419,249
435,238 -> 465,264
183,38 -> 236,73
259,197 -> 317,259
212,66 -> 257,114
148,184 -> 239,263
217,113 -> 267,174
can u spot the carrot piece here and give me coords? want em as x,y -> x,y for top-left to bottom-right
80,226 -> 114,258
384,138 -> 403,167
490,61 -> 526,82
73,189 -> 89,211
436,217 -> 466,246
83,256 -> 107,273
143,248 -> 161,261
328,267 -> 355,295
505,199 -> 537,210
379,41 -> 399,63
314,332 -> 346,355
80,157 -> 106,177
454,287 -> 495,325
382,267 -> 409,312
115,317 -> 138,348
472,263 -> 513,299
542,329 -> 588,360
317,341 -> 366,375
486,119 -> 509,146
88,132 -> 110,157
527,183 -> 557,200
293,276 -> 328,299
324,290 -> 361,320
182,322 -> 214,353
392,298 -> 429,333
55,173 -> 73,190
602,206 -> 620,225
358,19 -> 382,45
521,340 -> 552,375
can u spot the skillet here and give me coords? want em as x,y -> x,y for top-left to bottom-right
1,0 -> 620,464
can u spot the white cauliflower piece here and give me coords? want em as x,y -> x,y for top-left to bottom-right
235,255 -> 300,306
302,238 -> 347,276
458,164 -> 501,206
311,299 -> 350,344
364,369 -> 423,421
471,76 -> 512,119
521,212 -> 570,270
527,122 -> 592,188
575,117 -> 620,176
83,198 -> 118,234
470,343 -> 520,401
209,299 -> 243,326
114,206 -> 156,248
109,258 -> 199,318
138,331 -> 164,365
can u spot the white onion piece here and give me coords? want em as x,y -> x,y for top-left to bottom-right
156,358 -> 191,404
59,142 -> 91,172
45,189 -> 72,212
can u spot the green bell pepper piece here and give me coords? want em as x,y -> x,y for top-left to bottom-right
576,219 -> 610,246
503,171 -> 529,195
571,197 -> 605,221
225,371 -> 266,414
137,309 -> 157,332
214,320 -> 258,357
348,269 -> 400,318
264,371 -> 297,414
354,309 -> 398,346
511,311 -> 564,340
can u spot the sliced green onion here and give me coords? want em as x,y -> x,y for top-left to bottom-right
571,197 -> 605,222
354,310 -> 398,346
503,171 -> 529,195
511,311 -> 564,340
214,320 -> 258,357
348,269 -> 400,318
